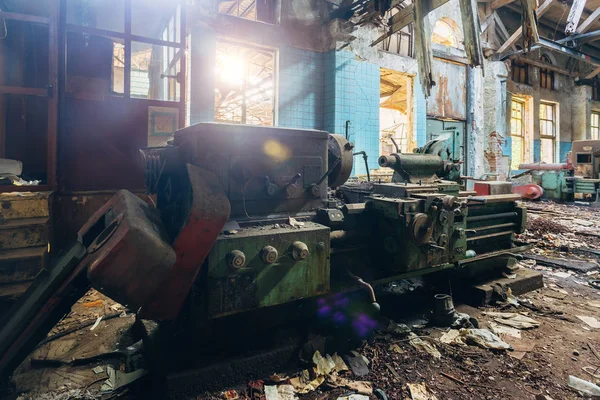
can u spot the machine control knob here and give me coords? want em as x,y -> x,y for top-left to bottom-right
292,241 -> 310,260
261,246 -> 279,264
310,184 -> 321,198
227,250 -> 246,269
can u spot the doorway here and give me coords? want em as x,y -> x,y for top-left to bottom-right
380,68 -> 414,155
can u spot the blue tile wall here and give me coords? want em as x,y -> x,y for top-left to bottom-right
278,46 -> 324,130
533,139 -> 541,163
559,141 -> 572,163
323,50 -> 380,176
504,136 -> 512,161
414,75 -> 427,147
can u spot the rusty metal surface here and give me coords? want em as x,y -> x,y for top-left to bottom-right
141,164 -> 231,320
84,190 -> 176,312
427,59 -> 467,120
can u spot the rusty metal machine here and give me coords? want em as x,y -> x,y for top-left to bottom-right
0,122 -> 528,380
517,139 -> 600,203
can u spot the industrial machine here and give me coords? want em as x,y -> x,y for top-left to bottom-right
517,139 -> 600,203
0,123 -> 528,380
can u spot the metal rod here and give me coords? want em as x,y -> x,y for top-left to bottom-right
466,211 -> 517,222
467,230 -> 514,242
468,222 -> 517,232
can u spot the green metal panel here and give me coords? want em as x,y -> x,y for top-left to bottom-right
205,222 -> 330,318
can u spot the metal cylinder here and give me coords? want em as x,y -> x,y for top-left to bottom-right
379,153 -> 444,183
518,163 -> 568,170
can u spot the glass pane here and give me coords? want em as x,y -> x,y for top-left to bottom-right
66,33 -> 124,98
67,0 -> 124,33
214,41 -> 275,126
1,20 -> 49,88
131,0 -> 180,43
130,41 -> 180,101
541,138 -> 555,163
511,137 -> 523,170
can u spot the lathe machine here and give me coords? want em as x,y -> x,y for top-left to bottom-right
0,123 -> 527,378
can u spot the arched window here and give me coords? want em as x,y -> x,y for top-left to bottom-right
431,18 -> 460,47
540,54 -> 555,90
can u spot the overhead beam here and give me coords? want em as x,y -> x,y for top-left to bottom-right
372,0 -> 450,47
565,0 -> 588,35
491,0 -> 516,10
493,11 -> 517,51
558,29 -> 600,44
516,56 -> 576,76
537,37 -> 600,68
480,11 -> 496,33
496,0 -> 555,54
576,8 -> 600,34
586,67 -> 600,79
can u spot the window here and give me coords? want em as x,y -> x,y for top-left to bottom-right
511,59 -> 529,85
593,78 -> 600,101
539,55 -> 554,90
217,0 -> 278,24
539,102 -> 556,163
510,99 -> 525,170
592,111 -> 600,140
66,1 -> 184,102
432,18 -> 460,47
214,41 -> 276,126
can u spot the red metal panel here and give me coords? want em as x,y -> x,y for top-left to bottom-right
84,190 -> 176,310
140,164 -> 230,320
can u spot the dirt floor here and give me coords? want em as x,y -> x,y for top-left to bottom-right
9,200 -> 600,400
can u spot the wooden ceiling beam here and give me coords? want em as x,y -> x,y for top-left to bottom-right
586,66 -> 600,79
565,0 -> 588,35
490,0 -> 516,10
576,7 -> 600,34
496,0 -> 555,54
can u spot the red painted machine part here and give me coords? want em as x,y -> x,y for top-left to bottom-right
140,164 -> 231,320
512,184 -> 544,200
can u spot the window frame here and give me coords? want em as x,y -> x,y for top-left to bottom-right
213,39 -> 278,127
510,98 -> 526,170
511,59 -> 529,85
539,55 -> 555,90
592,111 -> 600,140
539,101 -> 556,163
64,0 -> 186,106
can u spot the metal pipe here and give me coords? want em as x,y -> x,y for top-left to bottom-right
468,222 -> 517,233
466,211 -> 517,222
467,194 -> 522,204
348,272 -> 380,311
353,151 -> 370,182
467,230 -> 514,242
518,162 -> 568,170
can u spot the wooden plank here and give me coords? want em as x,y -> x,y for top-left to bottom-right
586,66 -> 600,78
0,86 -> 46,96
576,7 -> 600,34
496,0 -> 555,54
491,0 -> 516,10
565,0 -> 588,35
480,11 -> 496,33
373,0 -> 450,47
517,57 -> 575,76
0,11 -> 49,24
493,12 -> 517,51
460,0 -> 484,66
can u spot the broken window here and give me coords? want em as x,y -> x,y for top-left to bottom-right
214,40 -> 276,126
431,18 -> 459,48
380,69 -> 414,155
539,55 -> 554,90
539,102 -> 556,163
217,0 -> 278,24
510,99 -> 525,170
592,111 -> 600,140
511,59 -> 529,85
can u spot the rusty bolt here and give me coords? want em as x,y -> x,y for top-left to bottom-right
227,250 -> 246,268
292,241 -> 310,261
261,246 -> 279,264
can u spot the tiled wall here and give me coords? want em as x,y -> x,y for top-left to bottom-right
323,51 -> 380,175
533,139 -> 541,163
559,141 -> 572,163
414,78 -> 427,147
278,46 -> 324,130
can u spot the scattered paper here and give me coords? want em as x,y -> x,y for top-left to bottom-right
313,351 -> 335,376
462,329 -> 512,350
92,366 -> 104,374
331,353 -> 349,372
577,315 -> 600,329
483,312 -> 540,329
588,300 -> 600,308
100,366 -> 147,393
409,334 -> 441,359
439,329 -> 462,345
337,395 -> 369,400
264,385 -> 298,400
407,382 -> 439,400
489,322 -> 522,339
